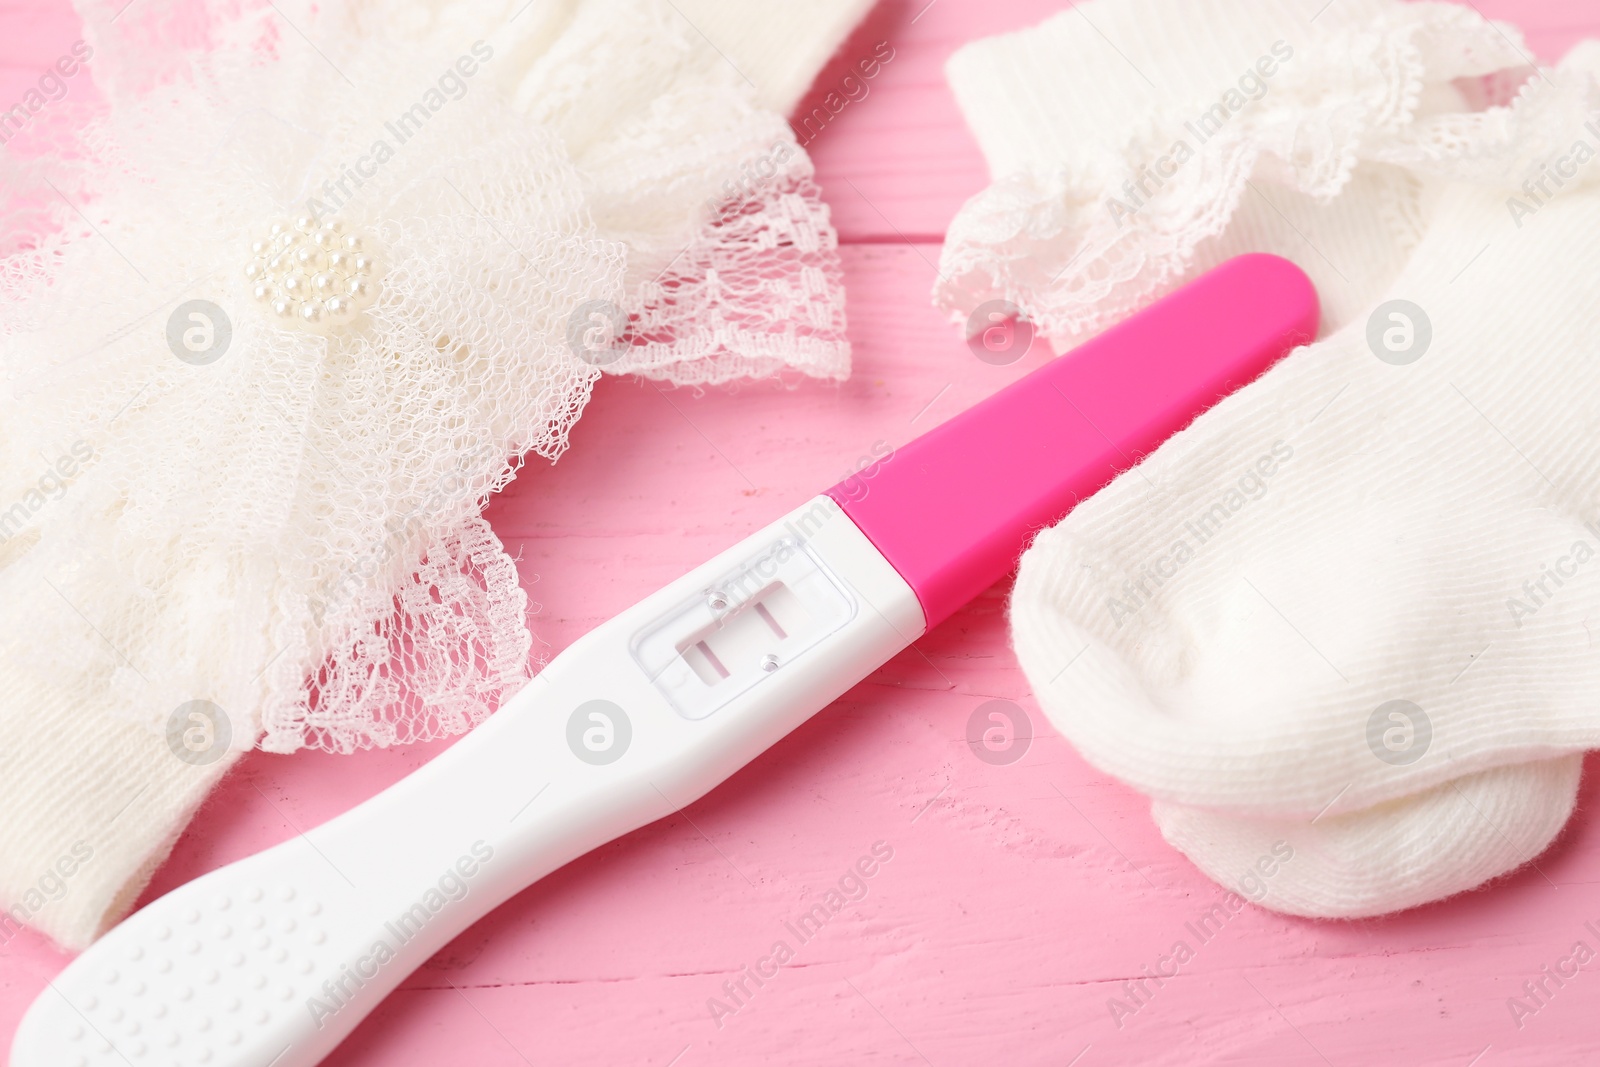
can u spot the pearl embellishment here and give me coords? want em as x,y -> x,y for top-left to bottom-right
245,216 -> 381,332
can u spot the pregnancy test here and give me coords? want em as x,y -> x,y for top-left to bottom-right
13,253 -> 1318,1067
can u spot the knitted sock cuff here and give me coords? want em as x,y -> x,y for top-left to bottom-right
675,0 -> 877,114
0,669 -> 238,950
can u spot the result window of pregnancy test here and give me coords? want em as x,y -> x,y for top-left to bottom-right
678,582 -> 813,686
631,535 -> 857,719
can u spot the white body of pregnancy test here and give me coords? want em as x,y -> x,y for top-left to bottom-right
12,254 -> 1319,1067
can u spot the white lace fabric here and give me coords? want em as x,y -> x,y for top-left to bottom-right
937,0 -> 1568,347
956,0 -> 1600,917
377,0 -> 857,386
0,0 -> 871,948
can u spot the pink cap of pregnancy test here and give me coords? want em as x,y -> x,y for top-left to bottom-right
827,253 -> 1320,630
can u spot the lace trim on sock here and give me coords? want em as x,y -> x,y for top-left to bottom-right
932,5 -> 1577,350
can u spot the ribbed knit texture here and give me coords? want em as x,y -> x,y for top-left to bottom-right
954,0 -> 1600,916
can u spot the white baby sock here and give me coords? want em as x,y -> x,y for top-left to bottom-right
946,0 -> 1600,915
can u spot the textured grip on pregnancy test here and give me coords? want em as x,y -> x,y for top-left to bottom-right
828,253 -> 1320,629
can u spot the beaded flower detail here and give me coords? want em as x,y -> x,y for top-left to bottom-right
244,217 -> 381,332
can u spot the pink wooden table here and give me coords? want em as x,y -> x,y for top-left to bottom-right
5,2 -> 1600,1064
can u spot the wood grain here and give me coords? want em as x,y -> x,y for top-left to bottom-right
3,2 -> 1600,1066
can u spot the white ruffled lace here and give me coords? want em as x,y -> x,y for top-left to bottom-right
935,1 -> 1585,349
1,0 -> 853,763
